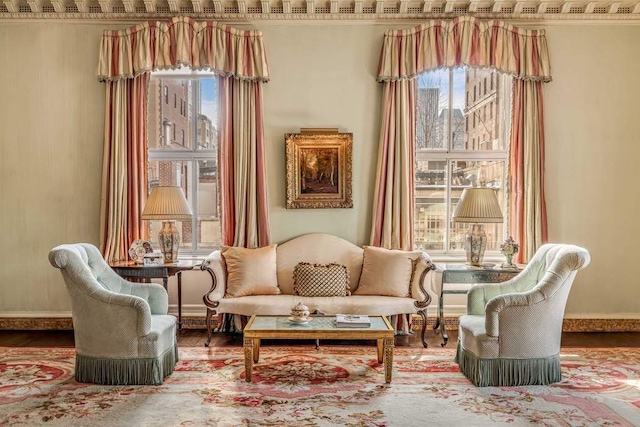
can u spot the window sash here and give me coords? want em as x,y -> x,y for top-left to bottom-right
415,68 -> 511,256
148,76 -> 218,255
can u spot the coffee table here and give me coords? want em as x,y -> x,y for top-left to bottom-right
243,315 -> 395,383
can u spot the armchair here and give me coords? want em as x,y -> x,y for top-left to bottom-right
455,243 -> 590,386
49,243 -> 178,385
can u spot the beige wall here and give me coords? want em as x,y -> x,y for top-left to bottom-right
0,21 -> 638,320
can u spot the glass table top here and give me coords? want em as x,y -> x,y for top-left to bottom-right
246,316 -> 391,331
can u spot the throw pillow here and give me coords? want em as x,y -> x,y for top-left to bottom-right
293,262 -> 351,297
222,244 -> 280,297
354,246 -> 425,297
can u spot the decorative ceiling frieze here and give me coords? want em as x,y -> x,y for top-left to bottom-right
1,0 -> 640,20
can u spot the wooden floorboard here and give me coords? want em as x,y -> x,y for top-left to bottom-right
1,329 -> 639,348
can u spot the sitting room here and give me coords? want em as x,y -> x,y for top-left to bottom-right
1,3 -> 639,425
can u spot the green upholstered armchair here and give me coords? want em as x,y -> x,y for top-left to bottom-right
455,243 -> 590,387
49,243 -> 178,385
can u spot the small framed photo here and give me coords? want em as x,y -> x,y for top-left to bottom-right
285,132 -> 353,209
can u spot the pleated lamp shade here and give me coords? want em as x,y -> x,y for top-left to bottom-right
452,187 -> 503,223
142,186 -> 193,220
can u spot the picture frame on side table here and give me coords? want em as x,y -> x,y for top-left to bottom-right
285,132 -> 353,209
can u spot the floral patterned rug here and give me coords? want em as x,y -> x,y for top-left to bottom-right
1,345 -> 639,426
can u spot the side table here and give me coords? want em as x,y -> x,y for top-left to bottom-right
109,260 -> 200,331
434,264 -> 522,347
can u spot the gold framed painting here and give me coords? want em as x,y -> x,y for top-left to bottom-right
285,132 -> 353,209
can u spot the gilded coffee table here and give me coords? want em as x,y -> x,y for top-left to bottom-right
243,315 -> 395,383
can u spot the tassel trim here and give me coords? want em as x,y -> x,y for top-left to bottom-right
455,341 -> 561,387
75,342 -> 178,385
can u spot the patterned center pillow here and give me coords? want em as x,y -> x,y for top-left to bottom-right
293,262 -> 351,297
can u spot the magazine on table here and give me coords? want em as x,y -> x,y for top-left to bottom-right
336,314 -> 371,327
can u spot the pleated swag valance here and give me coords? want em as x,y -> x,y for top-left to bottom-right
377,16 -> 551,82
97,16 -> 269,82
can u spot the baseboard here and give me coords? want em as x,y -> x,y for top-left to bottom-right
2,316 -> 639,332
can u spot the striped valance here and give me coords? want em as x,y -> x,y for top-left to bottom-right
377,16 -> 551,82
97,17 -> 269,82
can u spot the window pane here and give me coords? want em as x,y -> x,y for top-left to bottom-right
148,78 -> 192,150
457,68 -> 503,151
449,160 -> 505,252
415,160 -> 447,250
198,79 -> 218,150
147,160 -> 194,250
198,159 -> 221,250
416,69 -> 450,150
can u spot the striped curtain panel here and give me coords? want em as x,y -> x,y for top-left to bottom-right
375,16 -> 551,261
219,77 -> 271,248
100,75 -> 148,262
98,17 -> 270,260
510,80 -> 548,263
370,79 -> 416,251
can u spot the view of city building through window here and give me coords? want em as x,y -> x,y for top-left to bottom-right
147,74 -> 221,254
415,67 -> 511,253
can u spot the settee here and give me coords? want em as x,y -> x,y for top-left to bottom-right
201,233 -> 437,347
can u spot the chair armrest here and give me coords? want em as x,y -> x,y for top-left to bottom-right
202,250 -> 226,308
466,279 -> 521,315
89,287 -> 153,337
410,255 -> 436,308
102,269 -> 169,315
484,289 -> 545,336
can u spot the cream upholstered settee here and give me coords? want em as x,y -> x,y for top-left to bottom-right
201,233 -> 436,347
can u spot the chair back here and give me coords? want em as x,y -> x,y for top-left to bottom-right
509,243 -> 590,295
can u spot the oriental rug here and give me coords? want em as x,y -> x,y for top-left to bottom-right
1,346 -> 639,426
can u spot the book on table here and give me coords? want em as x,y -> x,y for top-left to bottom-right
336,314 -> 371,327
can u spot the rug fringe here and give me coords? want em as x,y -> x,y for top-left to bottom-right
75,343 -> 178,386
455,340 -> 561,387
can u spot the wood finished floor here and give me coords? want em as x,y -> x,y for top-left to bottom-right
1,329 -> 639,348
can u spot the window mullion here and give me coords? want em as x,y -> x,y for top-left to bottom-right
445,69 -> 454,254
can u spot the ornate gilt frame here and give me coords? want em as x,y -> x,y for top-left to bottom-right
285,132 -> 353,209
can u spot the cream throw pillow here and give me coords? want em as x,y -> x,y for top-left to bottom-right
222,245 -> 280,297
355,246 -> 424,297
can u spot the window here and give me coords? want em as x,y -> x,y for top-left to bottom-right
415,67 -> 512,255
147,73 -> 221,254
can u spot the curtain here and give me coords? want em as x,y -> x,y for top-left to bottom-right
98,17 -> 270,260
98,18 -> 269,83
374,16 -> 551,260
219,77 -> 271,248
370,79 -> 416,250
510,80 -> 547,263
100,75 -> 149,262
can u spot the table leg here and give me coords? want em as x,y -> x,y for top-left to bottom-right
438,289 -> 449,346
253,338 -> 260,363
376,339 -> 384,363
162,277 -> 168,291
244,338 -> 253,382
177,271 -> 183,331
383,337 -> 394,384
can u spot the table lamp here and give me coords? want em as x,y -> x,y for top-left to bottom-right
141,186 -> 193,263
452,187 -> 503,266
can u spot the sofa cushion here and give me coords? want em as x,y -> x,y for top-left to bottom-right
222,245 -> 280,297
293,262 -> 350,297
354,246 -> 424,297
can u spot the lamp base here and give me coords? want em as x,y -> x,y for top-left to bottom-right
465,224 -> 487,267
159,220 -> 180,263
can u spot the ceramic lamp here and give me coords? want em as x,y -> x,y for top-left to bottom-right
141,186 -> 193,263
452,187 -> 503,266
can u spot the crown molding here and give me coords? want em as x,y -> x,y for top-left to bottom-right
1,0 -> 640,21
